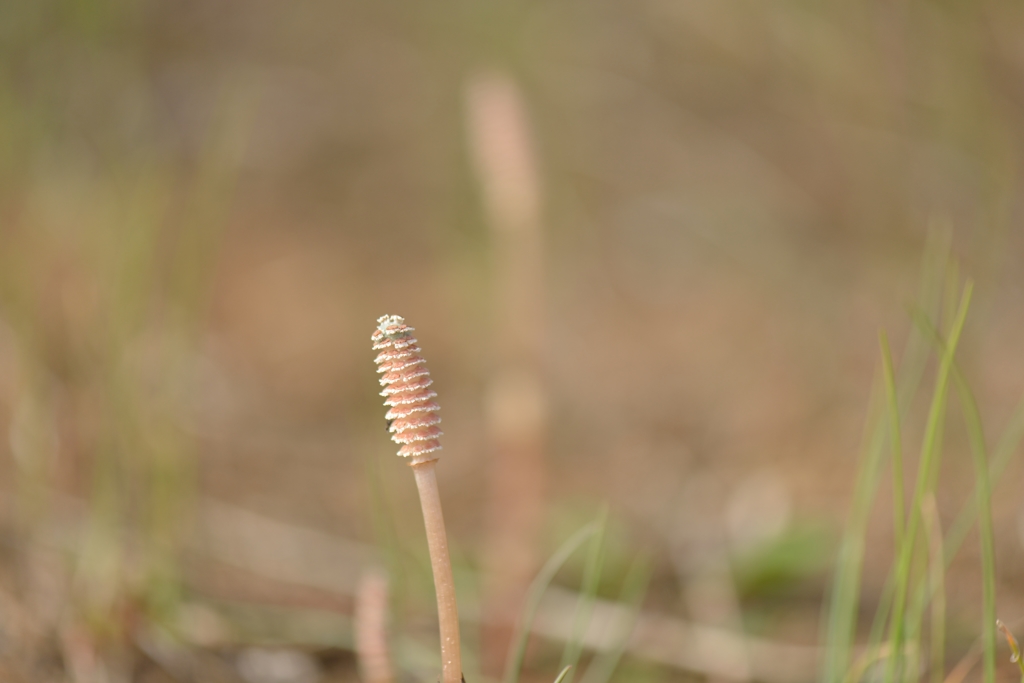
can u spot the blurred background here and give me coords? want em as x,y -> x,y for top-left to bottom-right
3,1 -> 1024,681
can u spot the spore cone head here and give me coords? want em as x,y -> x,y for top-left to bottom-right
372,315 -> 442,463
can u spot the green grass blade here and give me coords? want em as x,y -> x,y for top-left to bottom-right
559,507 -> 608,680
552,665 -> 574,683
844,332 -> 908,683
884,282 -> 972,683
363,452 -> 409,607
823,252 -> 944,683
858,328 -> 944,682
503,522 -> 600,683
941,260 -> 960,334
944,390 -> 1024,561
904,416 -> 948,651
906,311 -> 1024,647
860,568 -> 896,681
822,379 -> 886,683
579,556 -> 652,683
951,368 -> 997,683
843,646 -> 893,683
922,496 -> 946,683
825,333 -> 937,680
880,331 -> 906,554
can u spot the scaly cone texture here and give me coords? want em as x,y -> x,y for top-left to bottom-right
372,315 -> 463,683
372,315 -> 443,463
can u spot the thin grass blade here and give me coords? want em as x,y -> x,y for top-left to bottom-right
863,571 -> 896,676
559,507 -> 608,680
908,312 -> 1024,645
884,282 -> 972,683
822,241 -> 946,683
951,369 -> 997,683
943,390 -> 1024,561
503,522 -> 600,683
922,495 -> 946,683
880,331 -> 906,553
579,556 -> 652,683
822,379 -> 887,683
552,665 -> 574,683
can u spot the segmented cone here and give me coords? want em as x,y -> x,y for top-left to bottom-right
373,315 -> 443,463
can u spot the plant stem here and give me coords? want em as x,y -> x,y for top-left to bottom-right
412,460 -> 463,683
883,283 -> 972,683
